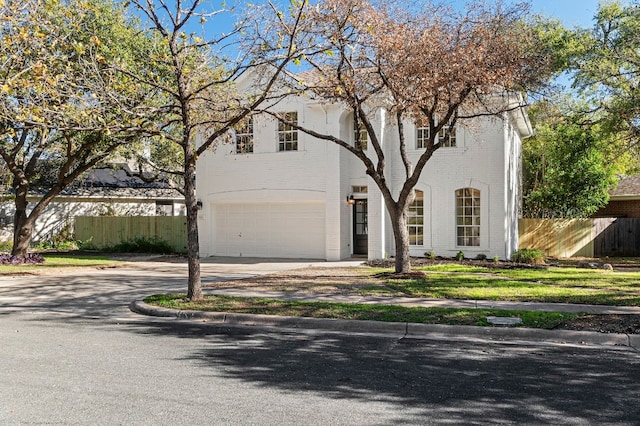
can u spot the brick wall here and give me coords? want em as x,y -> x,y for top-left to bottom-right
594,200 -> 640,218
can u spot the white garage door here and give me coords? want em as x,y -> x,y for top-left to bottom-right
213,202 -> 326,259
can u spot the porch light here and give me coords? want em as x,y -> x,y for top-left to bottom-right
346,194 -> 355,205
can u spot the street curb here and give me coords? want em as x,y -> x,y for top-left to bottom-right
130,300 -> 639,349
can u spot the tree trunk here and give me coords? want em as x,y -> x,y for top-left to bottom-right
391,206 -> 411,273
184,144 -> 203,301
11,178 -> 32,258
12,210 -> 34,258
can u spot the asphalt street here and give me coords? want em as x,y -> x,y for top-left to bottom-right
1,258 -> 640,425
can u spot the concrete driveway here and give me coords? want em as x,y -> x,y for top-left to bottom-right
0,256 -> 365,320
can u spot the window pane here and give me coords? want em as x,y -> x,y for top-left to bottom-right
407,190 -> 424,246
456,188 -> 480,246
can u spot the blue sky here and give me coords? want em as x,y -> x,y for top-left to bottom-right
447,0 -> 602,27
509,0 -> 600,27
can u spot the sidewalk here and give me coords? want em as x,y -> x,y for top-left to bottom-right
205,288 -> 640,315
130,288 -> 640,350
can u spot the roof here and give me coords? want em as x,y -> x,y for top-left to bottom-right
609,175 -> 640,199
51,166 -> 183,200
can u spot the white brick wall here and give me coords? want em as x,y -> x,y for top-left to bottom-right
197,91 -> 528,260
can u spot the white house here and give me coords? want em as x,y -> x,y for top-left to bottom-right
196,75 -> 532,261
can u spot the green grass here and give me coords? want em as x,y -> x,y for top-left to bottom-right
365,265 -> 640,306
0,254 -> 120,274
144,294 -> 580,329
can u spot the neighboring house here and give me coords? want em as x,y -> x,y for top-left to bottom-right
0,165 -> 185,243
594,175 -> 640,218
196,74 -> 532,261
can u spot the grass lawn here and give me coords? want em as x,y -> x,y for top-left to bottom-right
0,254 -> 121,274
360,264 -> 640,306
143,262 -> 640,330
144,294 -> 580,330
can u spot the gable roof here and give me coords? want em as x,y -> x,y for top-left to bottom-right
609,175 -> 640,199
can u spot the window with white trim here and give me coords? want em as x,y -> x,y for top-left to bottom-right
416,122 -> 430,149
235,116 -> 253,154
439,125 -> 456,147
456,188 -> 480,246
354,118 -> 368,150
416,120 -> 456,148
278,112 -> 298,151
408,190 -> 424,246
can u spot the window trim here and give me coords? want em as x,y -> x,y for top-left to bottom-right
408,190 -> 424,246
415,120 -> 457,149
455,188 -> 480,247
278,111 -> 298,152
235,115 -> 254,154
354,118 -> 368,151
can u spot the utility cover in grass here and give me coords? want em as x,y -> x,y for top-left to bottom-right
487,316 -> 523,326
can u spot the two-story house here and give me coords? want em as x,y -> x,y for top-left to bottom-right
196,73 -> 532,261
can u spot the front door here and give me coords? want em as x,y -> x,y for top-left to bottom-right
353,199 -> 368,255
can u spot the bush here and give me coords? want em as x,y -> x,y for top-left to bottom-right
475,253 -> 487,261
0,241 -> 12,252
511,248 -> 545,265
425,250 -> 436,260
456,251 -> 464,261
0,253 -> 45,265
104,236 -> 175,254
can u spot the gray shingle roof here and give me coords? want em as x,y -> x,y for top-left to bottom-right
610,175 -> 640,197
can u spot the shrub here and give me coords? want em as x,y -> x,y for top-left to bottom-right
511,248 -> 545,265
104,236 -> 175,254
425,250 -> 436,260
475,253 -> 487,261
0,241 -> 12,252
456,251 -> 464,261
493,255 -> 500,263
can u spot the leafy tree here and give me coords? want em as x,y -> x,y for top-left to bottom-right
0,0 -> 152,257
270,0 -> 552,273
523,101 -> 621,218
521,1 -> 640,218
122,0 -> 308,300
571,1 -> 640,156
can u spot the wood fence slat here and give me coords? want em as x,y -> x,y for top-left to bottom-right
519,217 -> 640,258
74,216 -> 187,253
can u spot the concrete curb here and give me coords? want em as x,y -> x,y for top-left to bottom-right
130,300 -> 639,349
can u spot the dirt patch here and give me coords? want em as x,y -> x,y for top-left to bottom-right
555,314 -> 640,334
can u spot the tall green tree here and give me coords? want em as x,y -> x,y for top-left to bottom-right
571,1 -> 640,155
0,0 -> 153,257
523,101 -> 621,218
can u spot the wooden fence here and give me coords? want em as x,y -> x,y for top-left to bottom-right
519,218 -> 640,258
75,216 -> 187,253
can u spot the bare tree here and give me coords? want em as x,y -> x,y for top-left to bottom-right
124,0 -> 309,300
268,0 -> 551,273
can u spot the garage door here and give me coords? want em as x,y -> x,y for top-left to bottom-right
213,202 -> 326,259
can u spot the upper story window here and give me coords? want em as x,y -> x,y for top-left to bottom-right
354,119 -> 368,150
439,125 -> 456,147
235,116 -> 254,154
456,188 -> 480,247
278,112 -> 298,151
416,119 -> 456,149
416,122 -> 430,149
408,190 -> 424,246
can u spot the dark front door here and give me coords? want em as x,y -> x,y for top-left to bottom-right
353,199 -> 368,255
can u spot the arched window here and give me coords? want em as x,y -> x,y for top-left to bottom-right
456,188 -> 480,246
408,190 -> 424,246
